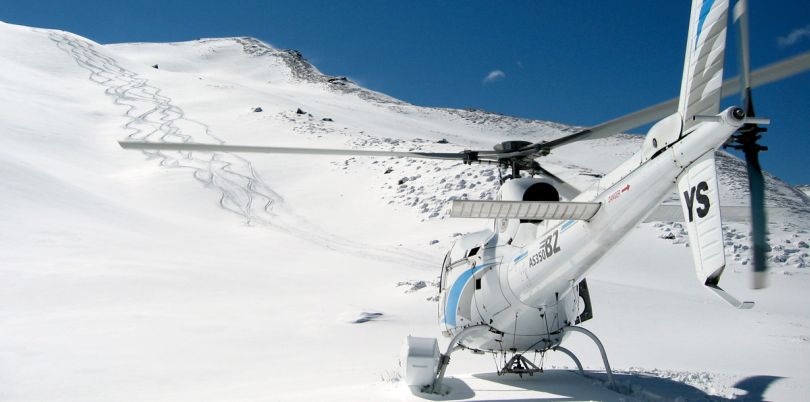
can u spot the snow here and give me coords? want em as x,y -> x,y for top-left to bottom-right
1,20 -> 809,401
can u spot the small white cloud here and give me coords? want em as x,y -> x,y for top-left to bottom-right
483,69 -> 505,84
778,24 -> 810,47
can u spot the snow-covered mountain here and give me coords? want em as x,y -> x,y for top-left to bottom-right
2,21 -> 809,401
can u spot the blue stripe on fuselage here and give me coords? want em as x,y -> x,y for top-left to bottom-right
561,219 -> 576,232
444,262 -> 494,327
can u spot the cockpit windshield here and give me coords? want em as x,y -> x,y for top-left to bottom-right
439,250 -> 452,289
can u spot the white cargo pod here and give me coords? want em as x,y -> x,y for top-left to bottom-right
401,336 -> 440,387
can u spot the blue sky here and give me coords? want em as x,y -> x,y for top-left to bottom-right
4,1 -> 810,184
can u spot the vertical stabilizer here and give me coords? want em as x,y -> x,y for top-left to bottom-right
678,152 -> 753,309
678,153 -> 725,281
678,0 -> 730,133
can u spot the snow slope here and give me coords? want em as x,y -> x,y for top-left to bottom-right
1,21 -> 809,401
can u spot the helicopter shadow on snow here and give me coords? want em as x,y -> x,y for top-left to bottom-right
584,372 -> 785,402
408,370 -> 783,401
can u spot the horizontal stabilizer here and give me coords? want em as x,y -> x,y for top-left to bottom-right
450,200 -> 600,221
643,204 -> 782,222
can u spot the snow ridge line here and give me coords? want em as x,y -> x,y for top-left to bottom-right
233,37 -> 406,105
47,31 -> 435,268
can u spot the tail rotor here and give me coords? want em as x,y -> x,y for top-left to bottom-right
729,0 -> 769,289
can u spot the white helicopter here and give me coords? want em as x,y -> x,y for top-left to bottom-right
120,0 -> 810,394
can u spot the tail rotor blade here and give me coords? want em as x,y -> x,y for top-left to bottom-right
743,144 -> 769,288
733,0 -> 754,114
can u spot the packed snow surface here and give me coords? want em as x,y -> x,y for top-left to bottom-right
1,21 -> 809,401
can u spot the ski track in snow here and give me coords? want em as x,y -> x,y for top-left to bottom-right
47,31 -> 434,268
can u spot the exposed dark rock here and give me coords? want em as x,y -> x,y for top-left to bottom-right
296,108 -> 306,115
436,138 -> 449,144
253,107 -> 263,112
286,49 -> 303,60
351,312 -> 383,324
322,117 -> 333,122
327,77 -> 349,86
396,280 -> 428,293
151,64 -> 159,69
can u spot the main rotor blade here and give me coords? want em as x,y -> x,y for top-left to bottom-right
537,51 -> 810,150
722,51 -> 810,95
119,141 -> 497,161
120,53 -> 810,164
538,101 -> 675,150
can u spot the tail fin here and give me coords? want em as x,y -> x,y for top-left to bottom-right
678,0 -> 731,133
678,152 -> 753,309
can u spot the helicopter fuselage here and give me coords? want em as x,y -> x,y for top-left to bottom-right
438,108 -> 742,353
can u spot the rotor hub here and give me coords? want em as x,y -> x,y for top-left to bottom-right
493,141 -> 533,153
731,106 -> 746,121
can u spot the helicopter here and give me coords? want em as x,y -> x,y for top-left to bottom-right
119,0 -> 810,395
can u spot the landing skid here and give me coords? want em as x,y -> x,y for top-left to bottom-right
552,345 -> 583,374
500,327 -> 615,389
559,326 -> 617,390
498,353 -> 542,377
422,325 -> 488,395
416,325 -> 617,394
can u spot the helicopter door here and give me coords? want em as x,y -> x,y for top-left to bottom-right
473,258 -> 510,322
